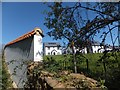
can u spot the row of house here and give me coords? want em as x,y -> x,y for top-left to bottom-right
43,41 -> 115,55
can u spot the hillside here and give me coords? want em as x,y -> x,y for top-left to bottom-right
1,51 -> 120,89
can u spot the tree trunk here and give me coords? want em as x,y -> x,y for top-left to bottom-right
72,46 -> 77,73
86,59 -> 89,72
118,2 -> 120,47
103,61 -> 107,78
73,53 -> 77,73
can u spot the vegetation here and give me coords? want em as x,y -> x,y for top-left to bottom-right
44,2 -> 120,89
0,55 -> 2,90
44,2 -> 120,73
43,53 -> 107,73
24,61 -> 105,89
2,51 -> 13,90
2,51 -> 119,89
43,52 -> 120,89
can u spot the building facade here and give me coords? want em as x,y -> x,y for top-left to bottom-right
91,41 -> 104,53
43,42 -> 62,55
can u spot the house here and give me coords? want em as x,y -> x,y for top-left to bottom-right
62,41 -> 105,54
4,27 -> 44,88
91,41 -> 104,53
77,41 -> 105,54
43,42 -> 62,55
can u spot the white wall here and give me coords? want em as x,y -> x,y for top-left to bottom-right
5,36 -> 34,88
82,47 -> 87,54
105,47 -> 112,51
92,46 -> 104,53
34,35 -> 43,61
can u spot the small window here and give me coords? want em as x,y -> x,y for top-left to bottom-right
53,52 -> 56,55
48,47 -> 50,50
57,47 -> 59,50
48,52 -> 50,55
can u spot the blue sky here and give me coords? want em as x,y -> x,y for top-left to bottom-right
0,3 -> 2,45
2,2 -> 119,46
2,2 -> 66,45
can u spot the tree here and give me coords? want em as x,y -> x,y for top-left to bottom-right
44,2 -> 120,47
44,2 -> 120,73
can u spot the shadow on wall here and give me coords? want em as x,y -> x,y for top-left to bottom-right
4,36 -> 34,88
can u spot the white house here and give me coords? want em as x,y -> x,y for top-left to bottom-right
79,41 -> 105,54
79,47 -> 88,54
62,41 -> 105,54
43,42 -> 62,55
4,27 -> 44,88
91,41 -> 104,53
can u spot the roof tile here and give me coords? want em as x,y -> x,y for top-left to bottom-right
5,27 -> 44,47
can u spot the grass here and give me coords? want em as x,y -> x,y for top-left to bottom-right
43,53 -> 104,73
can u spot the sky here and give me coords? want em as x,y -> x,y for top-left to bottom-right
2,2 -> 119,46
2,2 -> 67,45
0,3 -> 2,45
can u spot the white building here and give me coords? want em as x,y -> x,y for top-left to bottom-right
4,27 -> 44,88
77,41 -> 105,54
43,42 -> 62,55
91,41 -> 104,53
79,47 -> 88,54
63,41 -> 105,54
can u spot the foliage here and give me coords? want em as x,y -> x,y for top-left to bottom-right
2,51 -> 13,90
98,52 -> 120,89
99,79 -> 106,88
44,2 -> 120,75
0,55 -> 2,90
44,2 -> 120,48
43,52 -> 120,89
24,63 -> 42,89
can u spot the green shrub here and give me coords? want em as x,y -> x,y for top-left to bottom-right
2,53 -> 13,90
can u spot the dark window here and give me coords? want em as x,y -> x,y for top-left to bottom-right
53,52 -> 55,55
48,47 -> 50,50
48,52 -> 50,55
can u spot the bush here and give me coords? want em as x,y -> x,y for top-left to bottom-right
2,52 -> 13,90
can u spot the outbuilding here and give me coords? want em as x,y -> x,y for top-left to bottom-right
4,27 -> 44,88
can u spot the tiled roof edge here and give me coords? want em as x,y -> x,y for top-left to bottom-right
5,27 -> 44,48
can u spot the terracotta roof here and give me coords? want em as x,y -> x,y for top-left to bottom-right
5,27 -> 44,48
